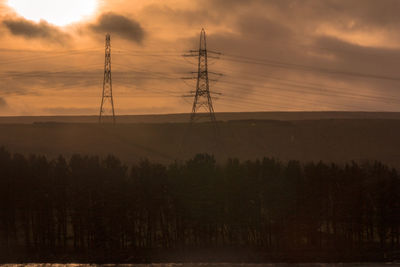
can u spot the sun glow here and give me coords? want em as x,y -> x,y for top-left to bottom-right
7,0 -> 98,26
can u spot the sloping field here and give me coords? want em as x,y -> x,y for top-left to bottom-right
0,112 -> 399,168
2,111 -> 400,124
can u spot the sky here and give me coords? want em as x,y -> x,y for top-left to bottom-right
1,0 -> 400,116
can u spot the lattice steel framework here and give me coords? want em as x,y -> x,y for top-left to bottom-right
185,29 -> 221,123
99,33 -> 116,124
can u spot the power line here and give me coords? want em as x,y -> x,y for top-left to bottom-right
2,36 -> 400,114
222,53 -> 400,82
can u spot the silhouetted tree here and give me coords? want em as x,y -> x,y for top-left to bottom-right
0,149 -> 399,262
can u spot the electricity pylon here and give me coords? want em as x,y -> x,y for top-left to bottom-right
183,28 -> 222,124
99,33 -> 116,124
180,28 -> 224,157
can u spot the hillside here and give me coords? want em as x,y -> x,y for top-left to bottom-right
2,111 -> 400,124
0,112 -> 399,168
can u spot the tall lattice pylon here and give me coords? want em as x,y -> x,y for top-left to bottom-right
99,33 -> 116,124
180,28 -> 223,157
186,28 -> 221,123
183,29 -> 222,124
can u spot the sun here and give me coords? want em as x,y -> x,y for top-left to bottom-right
7,0 -> 98,27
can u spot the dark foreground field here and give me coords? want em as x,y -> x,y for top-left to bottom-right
0,112 -> 400,167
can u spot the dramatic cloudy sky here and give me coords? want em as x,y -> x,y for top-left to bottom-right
1,0 -> 400,116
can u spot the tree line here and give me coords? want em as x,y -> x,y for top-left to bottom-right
0,148 -> 399,261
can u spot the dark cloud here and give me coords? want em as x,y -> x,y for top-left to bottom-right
2,18 -> 69,42
313,0 -> 400,28
259,0 -> 400,31
141,4 -> 222,27
204,0 -> 260,10
90,13 -> 145,43
236,14 -> 293,41
197,0 -> 400,34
